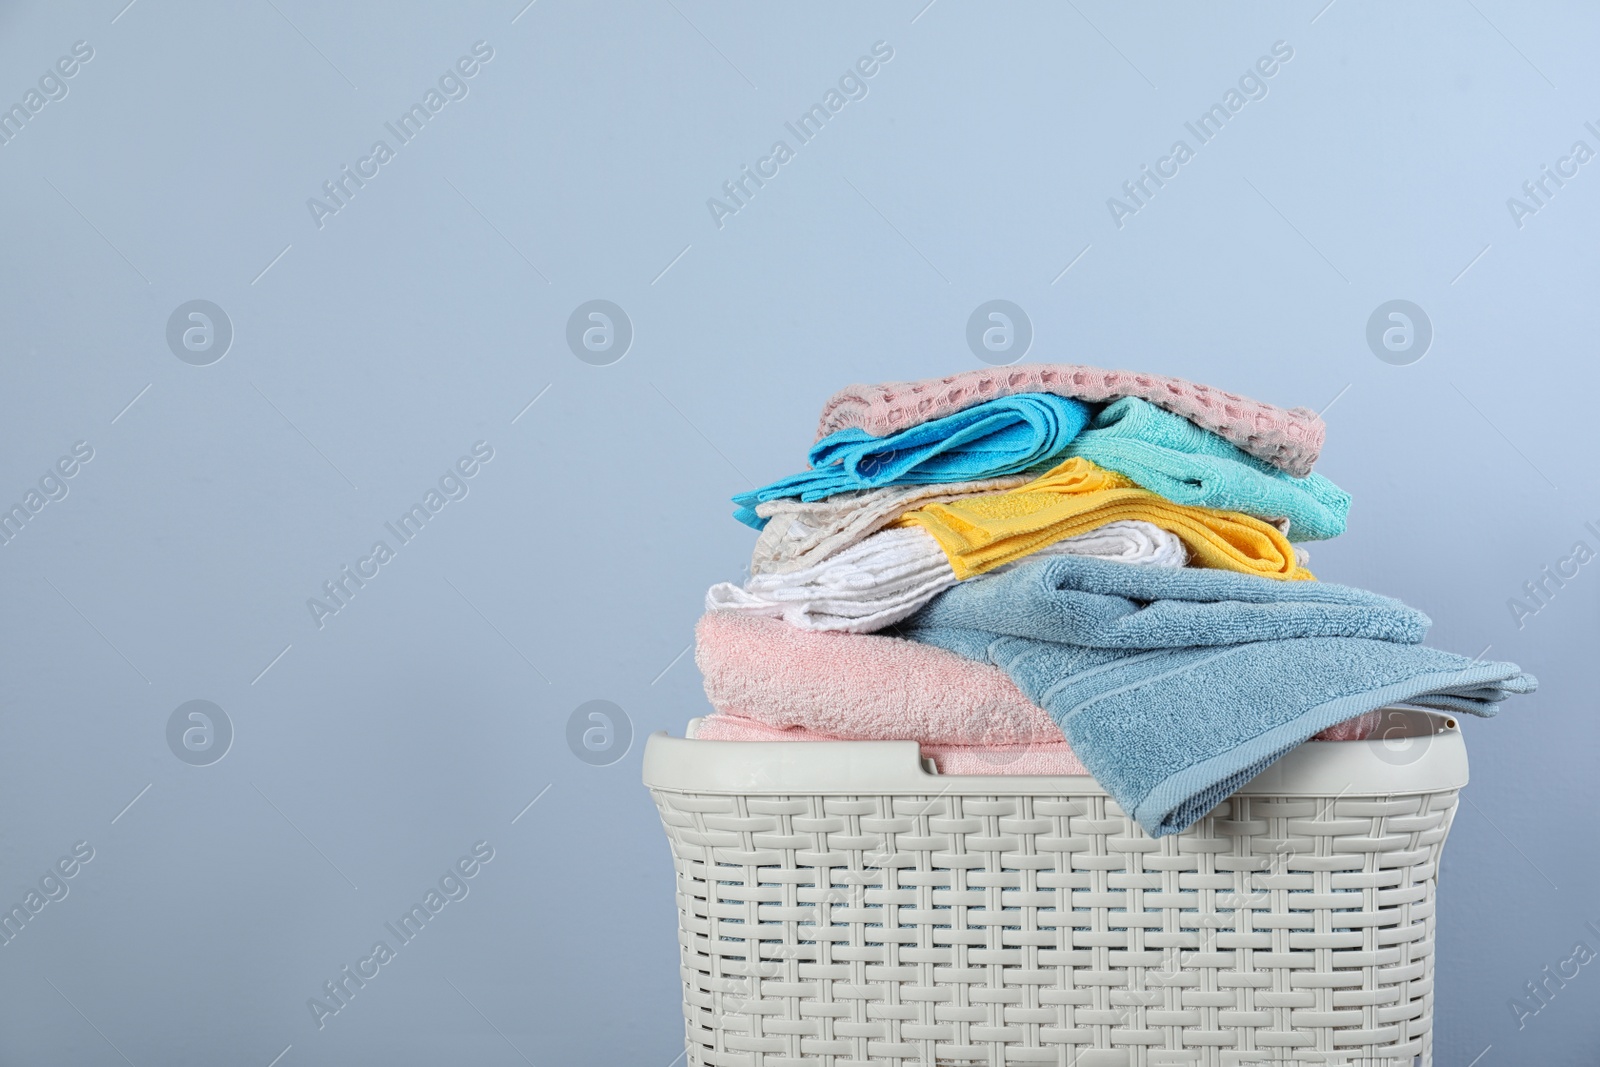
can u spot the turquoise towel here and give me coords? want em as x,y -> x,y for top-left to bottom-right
732,394 -> 1090,529
1063,397 -> 1350,541
902,556 -> 1535,837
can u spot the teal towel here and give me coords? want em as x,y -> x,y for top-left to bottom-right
1063,397 -> 1350,541
732,394 -> 1090,528
902,557 -> 1535,837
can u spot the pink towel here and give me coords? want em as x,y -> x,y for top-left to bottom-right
1312,708 -> 1385,741
696,611 -> 1062,745
814,365 -> 1325,477
695,612 -> 1381,748
694,713 -> 1090,775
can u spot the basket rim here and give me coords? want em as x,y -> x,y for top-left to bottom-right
642,708 -> 1467,798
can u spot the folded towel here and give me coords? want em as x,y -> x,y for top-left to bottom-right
815,365 -> 1324,476
1063,397 -> 1351,541
708,521 -> 1186,633
895,457 -> 1314,581
732,394 -> 1091,528
902,556 -> 1537,837
692,713 -> 1092,776
1313,708 -> 1386,741
695,611 -> 1064,745
694,611 -> 1377,748
750,475 -> 1036,576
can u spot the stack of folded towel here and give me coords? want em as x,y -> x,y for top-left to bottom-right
697,365 -> 1535,836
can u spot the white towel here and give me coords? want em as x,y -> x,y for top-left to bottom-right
749,475 -> 1038,576
707,520 -> 1188,633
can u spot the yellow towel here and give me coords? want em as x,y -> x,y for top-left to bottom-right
894,457 -> 1314,582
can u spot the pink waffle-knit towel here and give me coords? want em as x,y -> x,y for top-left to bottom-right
695,613 -> 1380,747
814,365 -> 1325,477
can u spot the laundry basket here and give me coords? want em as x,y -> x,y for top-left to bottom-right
643,710 -> 1467,1067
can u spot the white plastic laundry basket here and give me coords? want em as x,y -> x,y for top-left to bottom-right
643,710 -> 1466,1067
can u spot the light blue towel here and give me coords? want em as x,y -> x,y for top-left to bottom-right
1063,397 -> 1350,541
732,394 -> 1091,529
902,556 -> 1535,837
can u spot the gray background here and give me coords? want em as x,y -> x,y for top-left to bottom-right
0,1 -> 1595,1064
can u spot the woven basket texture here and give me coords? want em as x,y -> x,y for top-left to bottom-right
651,786 -> 1458,1067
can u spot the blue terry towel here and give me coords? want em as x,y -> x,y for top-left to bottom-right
1062,397 -> 1350,541
901,556 -> 1536,837
731,394 -> 1091,528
